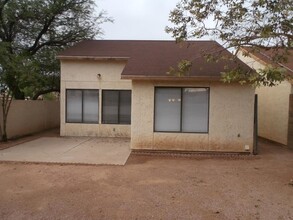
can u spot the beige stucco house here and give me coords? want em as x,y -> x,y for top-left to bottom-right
58,40 -> 255,153
237,47 -> 293,148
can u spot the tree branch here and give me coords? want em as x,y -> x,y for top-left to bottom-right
28,15 -> 56,54
0,0 -> 10,40
30,34 -> 83,55
32,88 -> 60,100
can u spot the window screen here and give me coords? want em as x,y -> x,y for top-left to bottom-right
66,89 -> 99,123
66,90 -> 82,123
102,91 -> 119,124
154,87 -> 209,133
102,90 -> 131,124
83,90 -> 99,123
182,88 -> 209,132
119,90 -> 131,124
155,88 -> 181,132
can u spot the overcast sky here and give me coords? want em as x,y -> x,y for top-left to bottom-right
96,0 -> 180,40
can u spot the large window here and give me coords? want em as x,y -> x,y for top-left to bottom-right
154,87 -> 209,133
66,89 -> 99,123
102,90 -> 131,124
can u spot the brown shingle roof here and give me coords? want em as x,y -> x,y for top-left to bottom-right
58,40 -> 252,79
240,47 -> 293,75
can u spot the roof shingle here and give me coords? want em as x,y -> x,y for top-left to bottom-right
240,47 -> 293,76
58,40 -> 252,79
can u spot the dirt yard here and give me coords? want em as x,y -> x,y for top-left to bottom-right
0,136 -> 292,220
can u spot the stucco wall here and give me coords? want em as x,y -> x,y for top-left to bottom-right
256,81 -> 291,145
131,80 -> 255,153
60,59 -> 131,137
237,51 -> 291,145
0,100 -> 60,139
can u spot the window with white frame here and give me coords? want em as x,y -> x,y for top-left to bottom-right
66,89 -> 99,123
154,87 -> 209,133
102,90 -> 131,124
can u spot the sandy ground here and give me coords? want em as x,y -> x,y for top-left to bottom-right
0,134 -> 292,219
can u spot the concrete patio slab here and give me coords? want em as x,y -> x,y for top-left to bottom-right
0,137 -> 131,165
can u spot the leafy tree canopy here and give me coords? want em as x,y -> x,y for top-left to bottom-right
0,0 -> 111,99
166,0 -> 293,86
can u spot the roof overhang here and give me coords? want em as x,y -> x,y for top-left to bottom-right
121,75 -> 222,81
56,55 -> 129,61
239,47 -> 293,75
239,47 -> 268,67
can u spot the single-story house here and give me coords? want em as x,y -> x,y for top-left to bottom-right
237,47 -> 293,148
57,40 -> 255,153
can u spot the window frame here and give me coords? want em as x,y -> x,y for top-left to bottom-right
65,89 -> 99,124
102,89 -> 132,125
154,87 -> 210,133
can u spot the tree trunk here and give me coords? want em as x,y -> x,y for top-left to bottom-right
1,115 -> 7,142
6,75 -> 25,100
1,92 -> 12,142
12,88 -> 25,100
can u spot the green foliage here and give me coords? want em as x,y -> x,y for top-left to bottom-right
167,0 -> 292,49
0,0 -> 111,99
222,66 -> 288,87
166,0 -> 293,86
167,59 -> 193,77
42,92 -> 59,100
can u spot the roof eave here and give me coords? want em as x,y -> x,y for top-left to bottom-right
121,75 -> 222,81
56,55 -> 129,61
239,47 -> 270,67
240,47 -> 293,75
